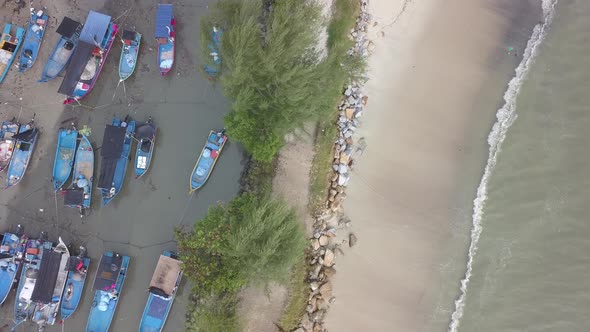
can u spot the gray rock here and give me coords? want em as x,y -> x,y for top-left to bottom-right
310,281 -> 320,291
302,313 -> 313,330
310,264 -> 322,280
338,164 -> 348,174
318,235 -> 329,246
319,281 -> 333,299
323,249 -> 335,267
329,297 -> 336,304
349,233 -> 358,247
347,96 -> 358,105
311,239 -> 320,251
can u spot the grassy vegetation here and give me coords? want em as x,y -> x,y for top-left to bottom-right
309,121 -> 338,213
240,158 -> 276,197
278,257 -> 311,331
186,292 -> 240,332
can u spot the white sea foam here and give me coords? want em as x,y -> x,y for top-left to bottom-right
448,1 -> 559,331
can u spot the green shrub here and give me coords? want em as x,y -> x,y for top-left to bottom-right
186,292 -> 240,332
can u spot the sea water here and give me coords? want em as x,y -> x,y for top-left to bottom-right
449,0 -> 590,330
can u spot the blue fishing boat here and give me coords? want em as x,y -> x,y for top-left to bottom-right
61,247 -> 90,321
134,117 -> 156,179
39,17 -> 82,82
64,134 -> 94,216
6,121 -> 39,188
0,120 -> 20,171
189,129 -> 227,193
32,238 -> 70,330
58,11 -> 118,105
119,30 -> 141,81
139,251 -> 182,332
97,117 -> 136,206
13,236 -> 52,329
0,23 -> 25,84
86,252 -> 130,332
155,4 -> 175,75
0,225 -> 25,305
18,10 -> 48,72
203,26 -> 222,77
52,128 -> 78,191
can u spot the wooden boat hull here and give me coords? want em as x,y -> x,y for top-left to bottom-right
119,31 -> 141,81
101,118 -> 135,206
13,240 -> 52,328
52,128 -> 78,191
6,124 -> 39,188
0,24 -> 25,84
0,232 -> 26,305
32,238 -> 71,328
0,120 -> 20,171
60,256 -> 90,321
40,36 -> 78,82
139,251 -> 183,332
18,12 -> 48,72
64,23 -> 118,105
134,120 -> 156,179
86,252 -> 130,332
189,130 -> 227,193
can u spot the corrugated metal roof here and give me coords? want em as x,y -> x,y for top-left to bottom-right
57,41 -> 94,95
155,4 -> 173,38
80,11 -> 111,45
56,17 -> 81,38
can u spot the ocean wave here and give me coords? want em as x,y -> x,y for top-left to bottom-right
448,0 -> 559,331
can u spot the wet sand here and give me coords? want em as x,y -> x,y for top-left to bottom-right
324,0 -> 539,331
0,0 -> 243,331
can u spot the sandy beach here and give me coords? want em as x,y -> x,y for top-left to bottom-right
324,0 -> 539,331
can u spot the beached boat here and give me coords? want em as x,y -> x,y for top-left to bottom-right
86,252 -> 130,332
134,117 -> 156,179
6,122 -> 39,188
97,118 -> 136,206
119,30 -> 141,81
0,24 -> 25,84
32,238 -> 70,330
203,26 -> 222,77
139,251 -> 182,332
17,10 -> 48,72
52,128 -> 78,191
155,4 -> 175,75
0,120 -> 20,171
13,237 -> 52,328
39,17 -> 82,82
61,246 -> 90,321
64,134 -> 94,216
0,226 -> 26,305
189,129 -> 227,193
58,11 -> 117,105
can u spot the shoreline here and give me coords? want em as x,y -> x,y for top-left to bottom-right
324,0 -> 541,331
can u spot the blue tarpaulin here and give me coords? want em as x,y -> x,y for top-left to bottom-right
155,4 -> 173,38
80,11 -> 111,45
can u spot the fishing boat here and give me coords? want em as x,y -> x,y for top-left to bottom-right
203,26 -> 222,77
86,252 -> 130,332
17,10 -> 48,72
52,128 -> 78,191
39,17 -> 82,82
6,121 -> 39,188
97,117 -> 135,206
58,11 -> 117,105
61,246 -> 90,321
0,225 -> 25,305
0,120 -> 20,171
32,238 -> 70,330
155,4 -> 175,75
0,23 -> 25,84
118,30 -> 141,81
139,251 -> 182,332
64,134 -> 94,216
134,117 -> 156,179
13,236 -> 52,328
189,129 -> 227,193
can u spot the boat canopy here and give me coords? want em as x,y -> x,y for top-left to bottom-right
122,30 -> 137,41
93,254 -> 123,291
12,128 -> 38,142
135,123 -> 156,140
56,17 -> 81,38
80,11 -> 111,45
64,188 -> 84,206
149,255 -> 181,298
100,125 -> 126,158
57,41 -> 94,95
30,250 -> 62,303
155,4 -> 173,38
